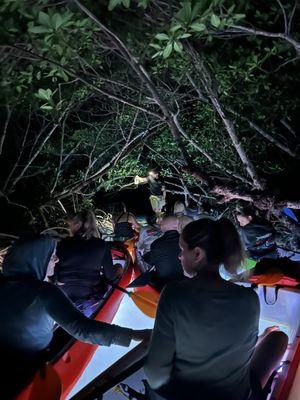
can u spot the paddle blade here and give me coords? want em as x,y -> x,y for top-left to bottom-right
130,290 -> 159,318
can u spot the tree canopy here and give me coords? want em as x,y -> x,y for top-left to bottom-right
0,0 -> 300,232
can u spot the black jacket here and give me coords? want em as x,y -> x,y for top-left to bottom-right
0,236 -> 133,356
0,236 -> 133,398
56,236 -> 116,301
240,218 -> 277,260
149,230 -> 184,286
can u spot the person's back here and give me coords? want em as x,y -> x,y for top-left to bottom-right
149,215 -> 183,285
152,278 -> 259,399
235,205 -> 277,260
240,218 -> 277,260
56,236 -> 114,301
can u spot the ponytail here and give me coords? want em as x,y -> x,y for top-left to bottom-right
217,218 -> 245,273
181,218 -> 244,274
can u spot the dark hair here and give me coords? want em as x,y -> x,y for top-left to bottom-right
181,218 -> 244,273
66,209 -> 99,240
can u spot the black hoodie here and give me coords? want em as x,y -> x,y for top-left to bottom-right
0,235 -> 134,357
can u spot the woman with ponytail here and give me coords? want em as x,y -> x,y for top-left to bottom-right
55,210 -> 117,314
144,218 -> 288,400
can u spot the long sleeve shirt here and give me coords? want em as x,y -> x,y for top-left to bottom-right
144,278 -> 260,400
0,279 -> 134,356
56,237 -> 116,301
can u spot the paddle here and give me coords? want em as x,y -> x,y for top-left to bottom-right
110,282 -> 159,318
126,270 -> 154,288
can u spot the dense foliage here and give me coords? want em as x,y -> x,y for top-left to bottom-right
0,0 -> 300,232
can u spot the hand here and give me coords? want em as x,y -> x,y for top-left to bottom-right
132,329 -> 152,342
263,325 -> 280,335
134,176 -> 140,185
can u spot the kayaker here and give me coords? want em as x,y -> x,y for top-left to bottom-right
114,211 -> 141,242
235,204 -> 278,260
134,168 -> 166,222
55,210 -> 118,314
144,214 -> 184,289
0,235 -> 150,399
177,215 -> 193,233
144,218 -> 288,400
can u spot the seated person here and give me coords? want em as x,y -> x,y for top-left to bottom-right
173,200 -> 186,216
177,215 -> 193,234
145,214 -> 184,288
236,204 -> 278,260
56,210 -> 118,313
137,218 -> 162,273
114,211 -> 141,242
185,199 -> 202,220
0,235 -> 149,398
144,218 -> 288,400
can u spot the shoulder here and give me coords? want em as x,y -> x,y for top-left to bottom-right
227,282 -> 260,307
151,235 -> 163,248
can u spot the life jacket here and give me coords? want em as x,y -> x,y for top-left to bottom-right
249,257 -> 300,304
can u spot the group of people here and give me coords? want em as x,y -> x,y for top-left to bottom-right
0,172 -> 290,399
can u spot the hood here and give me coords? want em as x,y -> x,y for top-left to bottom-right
2,235 -> 56,281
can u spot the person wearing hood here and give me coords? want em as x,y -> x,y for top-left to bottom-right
0,235 -> 150,398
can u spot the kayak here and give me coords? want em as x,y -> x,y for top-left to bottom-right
257,285 -> 300,400
16,241 -> 135,400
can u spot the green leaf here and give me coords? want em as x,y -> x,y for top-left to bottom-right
191,2 -> 202,21
38,11 -> 50,26
179,2 -> 192,22
163,43 -> 173,59
155,33 -> 169,41
173,41 -> 183,53
122,0 -> 130,7
150,43 -> 161,50
210,14 -> 221,28
178,33 -> 191,39
51,13 -> 63,30
138,0 -> 148,9
190,22 -> 206,32
40,104 -> 53,110
234,13 -> 246,21
28,25 -> 51,33
152,51 -> 163,58
108,0 -> 122,11
37,88 -> 53,101
170,24 -> 182,33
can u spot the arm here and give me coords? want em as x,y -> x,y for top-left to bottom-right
162,185 -> 166,202
41,282 -> 134,347
134,175 -> 148,185
144,285 -> 176,390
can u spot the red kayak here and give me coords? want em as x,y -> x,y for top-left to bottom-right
16,242 -> 135,400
